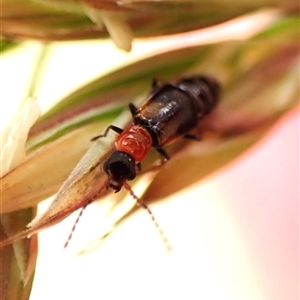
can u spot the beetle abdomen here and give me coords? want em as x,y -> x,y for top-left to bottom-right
133,76 -> 220,146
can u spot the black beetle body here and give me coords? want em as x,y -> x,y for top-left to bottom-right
94,75 -> 220,192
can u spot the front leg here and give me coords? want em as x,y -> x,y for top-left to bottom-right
136,162 -> 142,171
91,125 -> 124,141
129,103 -> 138,117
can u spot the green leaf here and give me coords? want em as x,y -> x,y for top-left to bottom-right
0,209 -> 37,300
0,38 -> 19,53
2,0 -> 298,49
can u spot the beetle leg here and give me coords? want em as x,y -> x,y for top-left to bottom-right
129,103 -> 138,117
91,125 -> 124,141
155,147 -> 170,161
152,78 -> 167,88
183,134 -> 201,141
136,162 -> 142,171
152,78 -> 159,88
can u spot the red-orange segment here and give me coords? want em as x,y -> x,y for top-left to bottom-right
115,125 -> 153,162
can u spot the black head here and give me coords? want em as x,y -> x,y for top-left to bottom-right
103,151 -> 136,192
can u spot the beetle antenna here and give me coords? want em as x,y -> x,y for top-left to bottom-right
123,182 -> 172,252
64,200 -> 91,248
64,184 -> 108,248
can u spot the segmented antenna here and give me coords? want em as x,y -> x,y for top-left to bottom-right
64,182 -> 171,251
124,182 -> 172,252
64,201 -> 91,248
64,184 -> 107,248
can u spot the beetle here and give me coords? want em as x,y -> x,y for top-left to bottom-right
0,75 -> 220,249
94,75 -> 220,192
